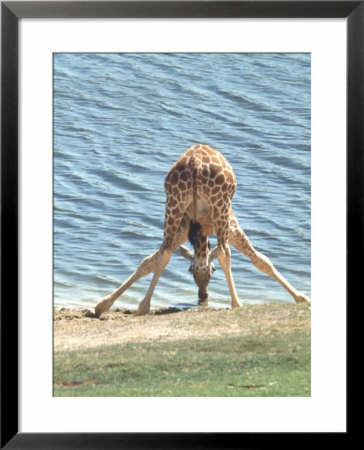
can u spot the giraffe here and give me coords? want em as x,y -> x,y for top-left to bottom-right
95,144 -> 310,317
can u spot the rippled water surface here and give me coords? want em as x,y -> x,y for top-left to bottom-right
54,53 -> 311,310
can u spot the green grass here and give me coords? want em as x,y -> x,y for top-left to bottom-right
54,331 -> 310,397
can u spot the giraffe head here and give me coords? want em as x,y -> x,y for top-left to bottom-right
180,221 -> 217,304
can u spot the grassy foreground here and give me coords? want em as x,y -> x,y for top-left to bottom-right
54,303 -> 310,397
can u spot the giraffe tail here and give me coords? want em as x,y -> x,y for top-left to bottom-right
189,155 -> 198,223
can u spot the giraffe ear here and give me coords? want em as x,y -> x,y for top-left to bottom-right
180,245 -> 194,261
208,246 -> 219,264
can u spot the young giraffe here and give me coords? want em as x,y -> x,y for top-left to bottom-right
95,144 -> 310,317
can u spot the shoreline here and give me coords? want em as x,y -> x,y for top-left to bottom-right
54,303 -> 310,352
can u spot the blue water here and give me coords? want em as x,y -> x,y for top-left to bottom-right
53,53 -> 310,310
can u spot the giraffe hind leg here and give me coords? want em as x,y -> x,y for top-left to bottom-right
228,218 -> 311,304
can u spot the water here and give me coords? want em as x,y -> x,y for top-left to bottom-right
53,53 -> 310,310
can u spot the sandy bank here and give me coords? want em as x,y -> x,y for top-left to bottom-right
54,303 -> 310,352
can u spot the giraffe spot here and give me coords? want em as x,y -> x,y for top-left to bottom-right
209,164 -> 221,177
216,198 -> 224,208
215,174 -> 225,185
180,171 -> 189,182
202,167 -> 209,177
221,183 -> 228,192
178,181 -> 187,191
186,180 -> 192,189
170,171 -> 179,185
167,217 -> 174,226
211,186 -> 220,195
172,207 -> 180,215
202,155 -> 211,164
208,179 -> 215,188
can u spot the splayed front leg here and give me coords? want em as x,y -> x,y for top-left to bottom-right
95,248 -> 164,318
95,213 -> 190,318
135,248 -> 172,316
216,243 -> 242,308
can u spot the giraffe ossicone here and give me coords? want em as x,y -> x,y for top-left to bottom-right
95,144 -> 311,318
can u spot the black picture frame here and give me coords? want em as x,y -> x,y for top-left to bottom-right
1,1 -> 359,448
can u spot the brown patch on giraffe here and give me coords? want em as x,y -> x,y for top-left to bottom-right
178,181 -> 187,192
170,171 -> 179,185
215,174 -> 225,185
209,164 -> 221,177
211,186 -> 220,195
176,163 -> 186,174
202,167 -> 209,177
180,171 -> 189,182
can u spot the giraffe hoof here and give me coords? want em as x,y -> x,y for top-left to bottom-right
135,302 -> 150,316
232,300 -> 243,308
95,296 -> 114,318
294,292 -> 311,304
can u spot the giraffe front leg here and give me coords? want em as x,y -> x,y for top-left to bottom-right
135,247 -> 172,316
228,218 -> 311,305
95,214 -> 190,318
216,243 -> 242,308
135,209 -> 190,316
95,248 -> 164,318
213,204 -> 242,308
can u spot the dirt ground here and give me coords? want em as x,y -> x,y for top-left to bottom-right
54,303 -> 310,352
